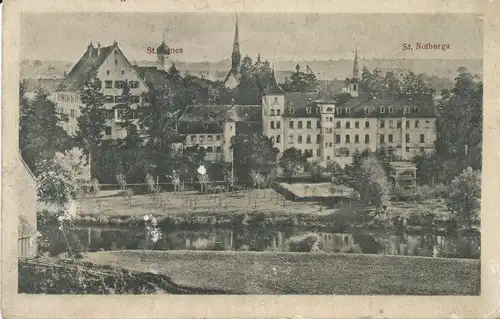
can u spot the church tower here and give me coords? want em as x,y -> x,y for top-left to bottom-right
224,15 -> 241,89
346,47 -> 359,97
157,30 -> 172,71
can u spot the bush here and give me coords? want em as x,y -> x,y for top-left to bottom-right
285,232 -> 322,252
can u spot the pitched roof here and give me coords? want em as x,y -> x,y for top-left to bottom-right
336,93 -> 437,118
264,71 -> 285,95
135,66 -> 170,89
58,44 -> 116,92
282,92 -> 325,118
318,79 -> 346,94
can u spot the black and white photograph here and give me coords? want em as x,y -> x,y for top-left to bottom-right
15,11 -> 483,296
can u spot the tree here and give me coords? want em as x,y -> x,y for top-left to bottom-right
19,85 -> 73,172
284,64 -> 319,92
139,85 -> 181,178
305,159 -> 323,182
279,148 -> 305,182
324,160 -> 350,185
115,80 -> 145,180
232,133 -> 278,182
76,72 -> 107,178
352,155 -> 390,209
446,167 -> 481,230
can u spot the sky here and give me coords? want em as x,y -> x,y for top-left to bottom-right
21,13 -> 483,63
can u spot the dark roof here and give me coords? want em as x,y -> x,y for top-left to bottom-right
336,93 -> 437,118
58,43 -> 116,92
179,104 -> 261,123
264,71 -> 285,95
282,92 -> 324,118
135,66 -> 170,89
157,41 -> 170,55
318,79 -> 346,94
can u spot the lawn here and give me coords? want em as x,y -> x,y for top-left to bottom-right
78,189 -> 333,217
85,250 -> 480,295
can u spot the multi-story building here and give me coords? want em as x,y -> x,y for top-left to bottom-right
55,41 -> 149,138
178,103 -> 262,162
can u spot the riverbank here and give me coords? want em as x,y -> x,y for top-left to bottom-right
84,250 -> 480,295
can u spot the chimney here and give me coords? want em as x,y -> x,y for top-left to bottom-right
87,41 -> 94,58
97,42 -> 101,56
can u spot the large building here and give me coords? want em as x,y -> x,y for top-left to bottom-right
55,41 -> 149,138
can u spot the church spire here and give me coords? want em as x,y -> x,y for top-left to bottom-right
353,46 -> 359,79
231,14 -> 241,72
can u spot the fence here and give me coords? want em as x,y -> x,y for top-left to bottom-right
18,236 -> 36,258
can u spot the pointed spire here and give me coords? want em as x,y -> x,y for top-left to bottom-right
231,13 -> 241,72
264,66 -> 285,95
353,45 -> 359,79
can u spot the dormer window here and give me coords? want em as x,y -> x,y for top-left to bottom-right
203,122 -> 208,129
404,107 -> 410,114
346,108 -> 351,114
388,107 -> 393,113
380,106 -> 385,113
364,108 -> 370,114
289,107 -> 295,114
306,107 -> 312,114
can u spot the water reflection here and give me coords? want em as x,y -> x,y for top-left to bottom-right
47,226 -> 480,259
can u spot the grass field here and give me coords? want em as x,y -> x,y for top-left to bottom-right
78,189 -> 334,217
85,250 -> 480,295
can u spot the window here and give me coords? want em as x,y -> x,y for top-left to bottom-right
70,109 -> 75,118
380,106 -> 385,113
105,81 -> 113,88
289,121 -> 294,129
274,97 -> 278,103
415,120 -> 420,128
389,120 -> 393,128
317,120 -> 321,129
190,135 -> 196,142
380,134 -> 385,144
207,146 -> 214,152
298,135 -> 303,144
298,121 -> 303,129
116,109 -> 124,119
405,147 -> 410,152
132,96 -> 140,103
346,121 -> 351,129
327,156 -> 331,160
277,109 -> 281,116
121,70 -> 125,75
104,95 -> 114,103
216,146 -> 223,152
388,134 -> 393,143
130,81 -> 139,89
199,135 -> 205,143
404,107 -> 410,114
330,117 -> 333,122
365,121 -> 370,128
307,121 -> 311,129
289,135 -> 294,144
405,134 -> 410,143
346,108 -> 351,114
425,120 -> 431,128
105,126 -> 112,135
270,121 -> 275,129
328,128 -> 333,133
354,134 -> 359,143
306,107 -> 312,114
336,121 -> 341,129
216,135 -> 222,141
420,134 -> 425,143
306,134 -> 311,144
380,120 -> 385,128
57,107 -> 63,114
316,134 -> 321,144
207,135 -> 213,142
106,70 -> 110,76
397,120 -> 401,128
388,107 -> 393,113
329,142 -> 333,147
406,120 -> 410,129
105,110 -> 114,119
270,109 -> 275,116
335,134 -> 341,144
346,149 -> 350,157
364,108 -> 370,114
345,135 -> 350,143
115,96 -> 125,103
276,135 -> 281,143
115,81 -> 124,89
355,121 -> 359,128
365,134 -> 370,143
115,59 -> 118,65
277,121 -> 281,129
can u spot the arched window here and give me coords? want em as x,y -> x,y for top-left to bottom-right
336,121 -> 341,129
306,134 -> 311,144
277,121 -> 281,129
270,121 -> 275,129
346,121 -> 351,129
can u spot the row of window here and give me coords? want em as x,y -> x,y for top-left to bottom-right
332,133 -> 427,144
104,80 -> 140,89
203,146 -> 223,153
57,107 -> 79,118
55,93 -> 78,103
189,134 -> 223,143
271,119 -> 433,130
103,95 -> 141,104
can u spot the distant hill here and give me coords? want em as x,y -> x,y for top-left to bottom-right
21,58 -> 482,83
